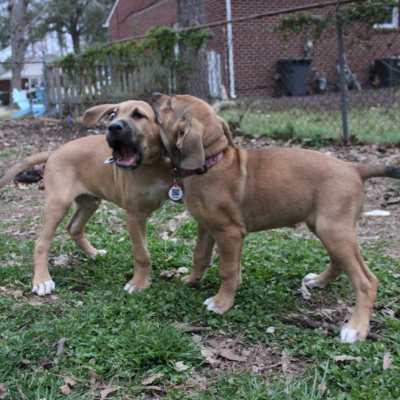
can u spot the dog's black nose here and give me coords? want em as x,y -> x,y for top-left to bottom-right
108,120 -> 125,134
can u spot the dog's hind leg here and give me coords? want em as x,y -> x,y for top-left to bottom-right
315,220 -> 378,343
182,224 -> 215,285
32,196 -> 71,296
67,195 -> 105,258
123,212 -> 152,293
302,221 -> 342,292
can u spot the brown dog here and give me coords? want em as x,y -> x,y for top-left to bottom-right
0,100 -> 173,296
153,93 -> 400,343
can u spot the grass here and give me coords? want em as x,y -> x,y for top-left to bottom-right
0,201 -> 399,399
220,106 -> 400,145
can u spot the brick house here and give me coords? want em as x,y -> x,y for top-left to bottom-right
104,0 -> 400,98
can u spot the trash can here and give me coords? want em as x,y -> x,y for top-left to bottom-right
277,59 -> 312,96
0,91 -> 10,105
373,58 -> 400,87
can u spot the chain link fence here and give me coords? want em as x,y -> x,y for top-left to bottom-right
200,1 -> 400,144
3,1 -> 397,144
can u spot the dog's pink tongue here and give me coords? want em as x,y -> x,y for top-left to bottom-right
117,153 -> 137,166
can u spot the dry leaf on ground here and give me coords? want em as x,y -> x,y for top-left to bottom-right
142,372 -> 164,386
219,349 -> 247,362
174,361 -> 189,372
333,355 -> 362,363
100,386 -> 118,400
59,384 -> 72,396
383,353 -> 393,370
63,376 -> 76,387
281,350 -> 290,373
0,384 -> 7,399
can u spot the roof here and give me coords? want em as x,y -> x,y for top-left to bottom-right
103,0 -> 120,28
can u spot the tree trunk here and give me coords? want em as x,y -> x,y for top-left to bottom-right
10,0 -> 29,97
70,28 -> 81,54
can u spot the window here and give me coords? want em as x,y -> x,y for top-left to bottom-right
374,5 -> 399,29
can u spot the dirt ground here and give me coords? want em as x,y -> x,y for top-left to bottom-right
0,117 -> 399,258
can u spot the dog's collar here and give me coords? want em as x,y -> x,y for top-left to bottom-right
174,151 -> 224,179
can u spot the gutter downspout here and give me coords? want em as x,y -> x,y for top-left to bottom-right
225,0 -> 236,98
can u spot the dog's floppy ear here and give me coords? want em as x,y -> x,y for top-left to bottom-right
177,110 -> 205,170
82,104 -> 116,126
217,116 -> 236,148
150,93 -> 172,124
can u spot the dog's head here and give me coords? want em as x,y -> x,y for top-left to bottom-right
83,100 -> 161,169
151,94 -> 234,170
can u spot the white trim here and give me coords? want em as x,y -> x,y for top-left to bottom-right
103,0 -> 120,28
374,6 -> 399,30
225,0 -> 236,98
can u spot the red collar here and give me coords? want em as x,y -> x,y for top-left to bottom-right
174,151 -> 224,178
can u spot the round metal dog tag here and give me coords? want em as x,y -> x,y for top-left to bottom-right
168,184 -> 184,202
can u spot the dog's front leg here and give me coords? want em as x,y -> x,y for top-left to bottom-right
203,227 -> 243,314
182,224 -> 215,285
123,212 -> 151,293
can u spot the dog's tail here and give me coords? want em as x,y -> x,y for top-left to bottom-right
0,151 -> 51,189
356,164 -> 400,180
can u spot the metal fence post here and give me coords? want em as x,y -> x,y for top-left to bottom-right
336,13 -> 350,145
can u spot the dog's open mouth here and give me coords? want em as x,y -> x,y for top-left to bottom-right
112,145 -> 142,169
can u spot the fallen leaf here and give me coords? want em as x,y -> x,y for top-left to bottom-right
266,326 -> 275,334
12,289 -> 24,299
64,376 -> 76,387
40,357 -> 54,369
141,385 -> 164,392
333,355 -> 362,363
281,350 -> 290,373
318,383 -> 327,395
174,361 -> 189,372
159,269 -> 177,279
201,347 -> 219,366
56,337 -> 67,356
219,349 -> 247,362
142,372 -> 164,386
0,384 -> 6,399
100,387 -> 118,400
173,322 -> 211,333
59,384 -> 71,396
383,353 -> 393,370
53,254 -> 69,266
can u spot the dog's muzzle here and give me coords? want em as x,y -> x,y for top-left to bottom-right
106,120 -> 143,169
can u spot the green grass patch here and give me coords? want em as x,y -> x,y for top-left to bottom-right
220,106 -> 400,145
0,203 -> 399,399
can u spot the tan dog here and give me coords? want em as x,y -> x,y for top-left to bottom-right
0,100 -> 173,296
153,93 -> 400,343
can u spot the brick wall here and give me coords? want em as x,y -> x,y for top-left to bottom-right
108,0 -> 400,97
231,0 -> 400,97
109,0 -> 177,40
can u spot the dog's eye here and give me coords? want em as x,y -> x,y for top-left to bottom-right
108,110 -> 117,120
132,110 -> 146,120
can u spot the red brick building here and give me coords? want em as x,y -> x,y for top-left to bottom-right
105,0 -> 400,98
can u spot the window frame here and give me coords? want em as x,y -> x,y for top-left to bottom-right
374,6 -> 399,30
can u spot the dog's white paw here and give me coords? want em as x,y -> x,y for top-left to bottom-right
90,249 -> 107,259
32,280 -> 56,296
300,272 -> 327,299
302,273 -> 325,289
123,282 -> 139,294
203,297 -> 224,315
340,326 -> 360,343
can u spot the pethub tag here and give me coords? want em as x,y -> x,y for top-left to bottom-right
168,183 -> 184,202
104,156 -> 116,165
